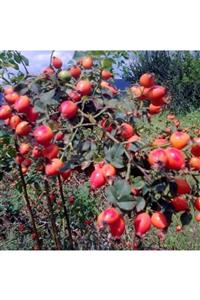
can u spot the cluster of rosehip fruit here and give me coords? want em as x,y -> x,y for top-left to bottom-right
0,55 -> 117,178
94,74 -> 200,239
131,73 -> 168,115
0,86 -> 72,178
148,126 -> 200,171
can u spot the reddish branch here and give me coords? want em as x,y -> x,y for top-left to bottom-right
14,138 -> 42,250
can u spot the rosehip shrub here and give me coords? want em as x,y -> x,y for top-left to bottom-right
1,53 -> 200,250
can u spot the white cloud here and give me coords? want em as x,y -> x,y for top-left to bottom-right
21,51 -> 75,74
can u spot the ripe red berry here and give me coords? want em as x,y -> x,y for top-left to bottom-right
33,125 -> 54,145
50,193 -> 56,202
76,80 -> 92,96
26,106 -> 39,122
165,147 -> 185,170
194,197 -> 200,211
89,170 -> 106,189
68,195 -> 75,205
68,90 -> 82,102
101,69 -> 113,80
110,217 -> 125,238
60,101 -> 78,119
176,225 -> 182,232
148,148 -> 168,167
0,105 -> 12,120
43,67 -> 55,77
52,56 -> 63,69
134,212 -> 151,236
175,178 -> 191,195
82,56 -> 93,69
171,196 -> 189,212
70,66 -> 81,79
15,121 -> 31,136
55,131 -> 65,141
19,143 -> 31,155
9,115 -> 22,129
120,123 -> 134,140
151,212 -> 168,229
5,92 -> 20,104
32,146 -> 42,158
45,158 -> 64,176
61,169 -> 72,181
139,73 -> 155,88
42,144 -> 59,159
14,95 -> 31,113
195,213 -> 200,222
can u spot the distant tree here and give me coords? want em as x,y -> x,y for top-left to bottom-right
121,51 -> 200,114
0,51 -> 29,88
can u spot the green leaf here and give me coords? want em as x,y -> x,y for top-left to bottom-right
89,51 -> 107,57
14,53 -> 22,63
21,55 -> 29,66
106,186 -> 118,204
105,144 -> 124,168
106,179 -> 135,211
101,58 -> 114,69
115,179 -> 131,199
34,100 -> 45,112
40,89 -> 57,105
180,212 -> 192,226
30,82 -> 40,94
136,197 -> 146,212
118,201 -> 136,211
132,177 -> 145,189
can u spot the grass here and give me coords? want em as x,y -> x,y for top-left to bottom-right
134,109 -> 200,250
137,109 -> 200,141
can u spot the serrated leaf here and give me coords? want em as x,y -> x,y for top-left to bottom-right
106,186 -> 118,204
40,89 -> 56,105
34,100 -> 45,112
106,179 -> 133,210
105,144 -> 124,168
136,197 -> 146,212
118,201 -> 136,211
142,185 -> 149,195
115,179 -> 131,198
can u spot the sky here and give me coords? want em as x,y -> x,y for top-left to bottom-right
21,51 -> 75,74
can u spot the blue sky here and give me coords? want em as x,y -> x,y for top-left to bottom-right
21,51 -> 75,73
